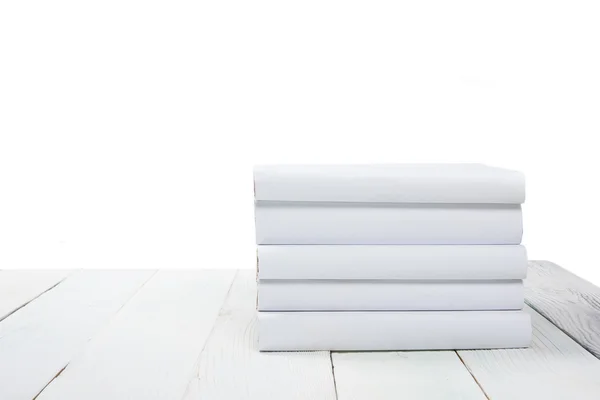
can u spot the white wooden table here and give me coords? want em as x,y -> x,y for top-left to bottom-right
1,261 -> 599,400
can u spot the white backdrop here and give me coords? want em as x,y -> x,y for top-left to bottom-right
1,1 -> 599,285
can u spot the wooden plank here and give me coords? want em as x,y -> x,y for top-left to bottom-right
182,270 -> 337,400
525,260 -> 600,358
0,270 -> 72,321
36,269 -> 236,400
458,305 -> 600,400
332,351 -> 486,400
0,270 -> 154,400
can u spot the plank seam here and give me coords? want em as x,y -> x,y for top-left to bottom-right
455,351 -> 490,400
179,270 -> 239,399
198,269 -> 238,350
30,271 -> 158,400
526,260 -> 600,359
0,273 -> 73,323
31,363 -> 69,400
110,270 -> 159,316
329,352 -> 339,400
76,270 -> 160,345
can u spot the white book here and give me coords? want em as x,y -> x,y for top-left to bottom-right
255,203 -> 522,245
258,311 -> 531,351
254,164 -> 525,204
257,280 -> 524,311
258,245 -> 528,280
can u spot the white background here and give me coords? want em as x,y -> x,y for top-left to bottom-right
1,1 -> 599,284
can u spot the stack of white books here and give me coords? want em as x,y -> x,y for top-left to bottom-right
254,164 -> 532,351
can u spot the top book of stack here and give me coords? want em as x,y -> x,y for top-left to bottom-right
254,164 -> 525,245
254,164 -> 525,204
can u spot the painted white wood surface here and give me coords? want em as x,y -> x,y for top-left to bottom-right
0,265 -> 597,400
525,260 -> 600,358
36,270 -> 236,400
183,270 -> 337,400
0,270 -> 155,400
332,351 -> 486,400
458,305 -> 600,400
0,269 -> 72,321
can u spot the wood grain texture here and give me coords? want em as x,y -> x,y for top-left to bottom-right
332,351 -> 486,400
0,270 -> 154,400
458,305 -> 600,400
36,270 -> 236,400
526,260 -> 600,358
183,270 -> 337,400
0,270 -> 72,321
1,265 -> 598,400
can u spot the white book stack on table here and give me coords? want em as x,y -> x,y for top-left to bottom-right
254,164 -> 532,351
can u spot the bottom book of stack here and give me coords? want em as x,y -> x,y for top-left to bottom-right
258,311 -> 531,351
